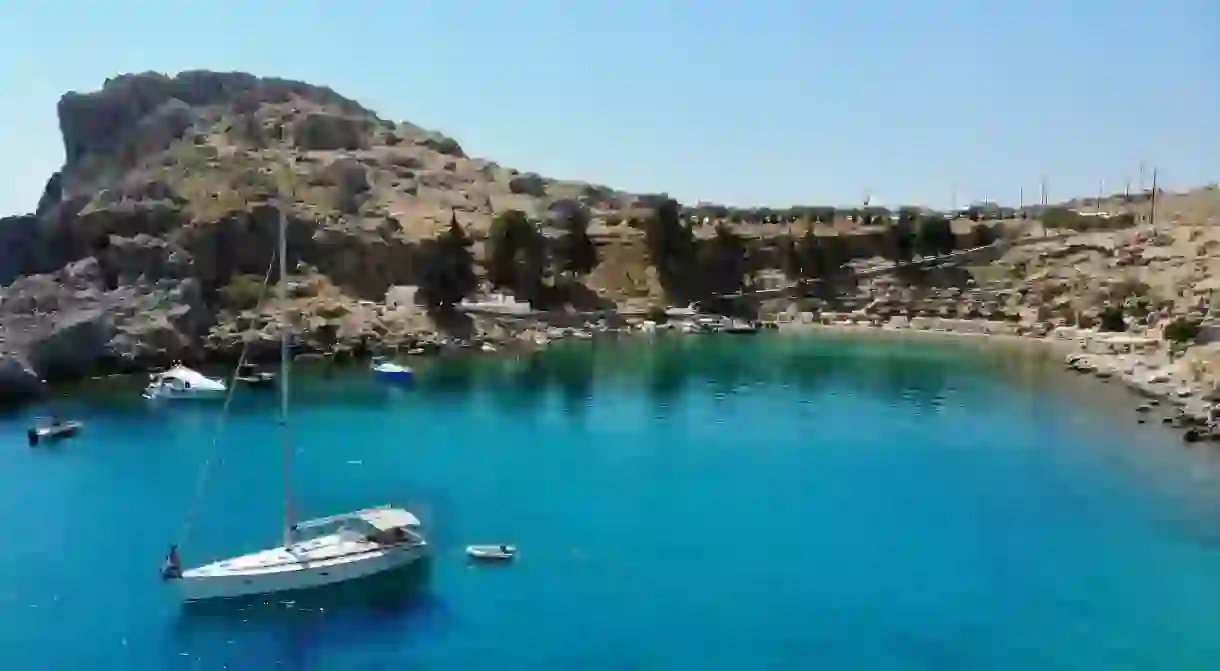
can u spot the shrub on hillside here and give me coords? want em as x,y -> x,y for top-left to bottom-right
220,274 -> 266,310
1099,305 -> 1126,332
645,306 -> 668,323
1164,318 -> 1201,343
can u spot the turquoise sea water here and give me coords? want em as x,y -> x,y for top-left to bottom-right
3,333 -> 1220,669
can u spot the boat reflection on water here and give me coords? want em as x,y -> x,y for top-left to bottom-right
169,559 -> 440,669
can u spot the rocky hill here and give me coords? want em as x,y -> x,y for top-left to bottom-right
0,69 -> 1207,398
0,71 -> 651,395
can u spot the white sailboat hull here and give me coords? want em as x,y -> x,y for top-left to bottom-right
178,537 -> 428,602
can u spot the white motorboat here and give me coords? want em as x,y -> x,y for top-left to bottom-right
161,205 -> 429,603
143,365 -> 226,400
27,419 -> 82,446
466,544 -> 517,561
372,359 -> 414,381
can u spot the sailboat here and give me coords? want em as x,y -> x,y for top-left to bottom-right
161,206 -> 429,603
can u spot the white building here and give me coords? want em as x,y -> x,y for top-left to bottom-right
459,293 -> 533,315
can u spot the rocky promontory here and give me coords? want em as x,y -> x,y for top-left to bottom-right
0,69 -> 1197,400
0,70 -> 642,396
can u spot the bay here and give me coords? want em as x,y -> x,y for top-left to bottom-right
2,332 -> 1219,669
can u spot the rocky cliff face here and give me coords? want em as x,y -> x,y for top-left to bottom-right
0,70 -> 656,396
0,69 -> 1039,398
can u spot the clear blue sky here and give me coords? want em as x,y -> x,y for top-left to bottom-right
1,0 -> 1216,216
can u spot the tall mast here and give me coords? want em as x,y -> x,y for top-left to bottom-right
279,205 -> 294,546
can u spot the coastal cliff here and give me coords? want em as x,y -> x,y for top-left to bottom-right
0,70 -> 1207,399
0,70 -> 630,393
0,70 -> 923,394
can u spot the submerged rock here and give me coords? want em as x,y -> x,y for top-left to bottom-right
28,309 -> 115,379
0,354 -> 45,400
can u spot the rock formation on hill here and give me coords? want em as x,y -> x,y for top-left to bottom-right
0,69 -> 1211,399
0,70 -> 651,395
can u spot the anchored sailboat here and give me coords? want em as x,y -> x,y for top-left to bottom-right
162,204 -> 429,602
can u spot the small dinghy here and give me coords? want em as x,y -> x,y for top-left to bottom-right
235,363 -> 276,388
372,358 -> 414,382
28,419 -> 82,446
466,544 -> 517,561
724,319 -> 760,335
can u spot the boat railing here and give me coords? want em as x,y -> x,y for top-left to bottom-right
205,538 -> 427,574
294,505 -> 398,530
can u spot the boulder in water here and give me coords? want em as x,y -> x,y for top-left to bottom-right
0,354 -> 45,401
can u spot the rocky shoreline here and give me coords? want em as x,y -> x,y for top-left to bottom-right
13,294 -> 1220,451
781,317 -> 1220,444
2,69 -> 1216,417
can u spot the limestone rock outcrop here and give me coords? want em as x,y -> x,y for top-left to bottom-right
5,67 -> 1173,400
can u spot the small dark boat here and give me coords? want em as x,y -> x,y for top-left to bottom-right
236,363 -> 276,388
28,419 -> 83,446
723,320 -> 760,335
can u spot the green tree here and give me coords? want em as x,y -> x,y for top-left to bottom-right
778,233 -> 802,281
486,209 -> 547,304
418,212 -> 478,311
795,226 -> 826,280
814,233 -> 855,297
916,215 -> 955,256
1099,305 -> 1126,332
698,223 -> 748,296
552,203 -> 598,281
219,274 -> 267,311
644,198 -> 697,299
885,214 -> 916,263
968,222 -> 997,248
1164,318 -> 1201,343
863,207 -> 892,227
810,207 -> 836,224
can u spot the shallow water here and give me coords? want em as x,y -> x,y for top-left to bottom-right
3,333 -> 1220,669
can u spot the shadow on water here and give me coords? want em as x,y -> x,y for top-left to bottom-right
646,340 -> 693,406
49,332 -> 1066,425
420,357 -> 479,397
170,559 -> 444,667
500,352 -> 550,412
547,347 -> 596,417
176,556 -> 434,620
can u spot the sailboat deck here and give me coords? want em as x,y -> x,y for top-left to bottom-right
185,533 -> 393,577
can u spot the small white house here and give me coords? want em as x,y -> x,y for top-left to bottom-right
459,293 -> 533,314
385,285 -> 419,310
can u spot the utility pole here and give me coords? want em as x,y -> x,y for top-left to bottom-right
1019,186 -> 1025,209
1097,178 -> 1104,209
1149,167 -> 1159,229
1039,175 -> 1047,207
